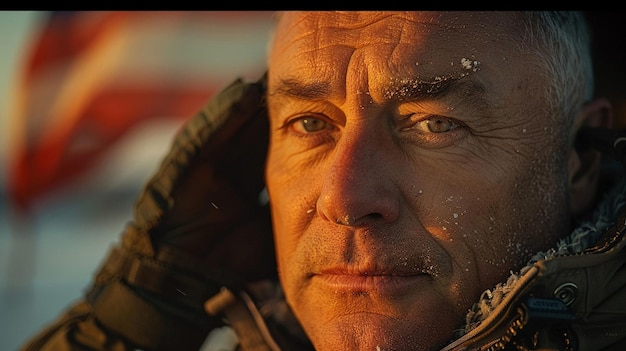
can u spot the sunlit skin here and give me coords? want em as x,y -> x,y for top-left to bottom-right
265,12 -> 584,351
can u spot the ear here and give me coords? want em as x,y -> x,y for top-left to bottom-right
569,98 -> 613,216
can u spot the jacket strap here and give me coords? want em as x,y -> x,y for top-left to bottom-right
205,287 -> 281,351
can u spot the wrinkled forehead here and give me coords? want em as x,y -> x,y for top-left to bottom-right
269,11 -> 524,59
268,11 -> 529,102
273,11 -> 520,34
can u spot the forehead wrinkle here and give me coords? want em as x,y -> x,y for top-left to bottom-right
278,12 -> 443,57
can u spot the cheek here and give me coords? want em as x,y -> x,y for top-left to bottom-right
437,168 -> 569,290
268,200 -> 301,294
266,161 -> 317,283
267,190 -> 300,267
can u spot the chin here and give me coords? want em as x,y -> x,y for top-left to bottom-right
305,312 -> 451,351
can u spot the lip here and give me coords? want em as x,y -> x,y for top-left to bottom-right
313,269 -> 429,296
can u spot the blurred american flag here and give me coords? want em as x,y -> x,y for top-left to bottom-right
7,11 -> 274,213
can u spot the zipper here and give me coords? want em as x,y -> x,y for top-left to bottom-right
482,297 -> 576,351
483,307 -> 526,351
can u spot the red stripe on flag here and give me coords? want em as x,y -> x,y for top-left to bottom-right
27,12 -> 124,79
9,85 -> 217,211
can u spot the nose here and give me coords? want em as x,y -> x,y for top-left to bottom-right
316,124 -> 400,226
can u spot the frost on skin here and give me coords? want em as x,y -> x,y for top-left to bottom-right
460,57 -> 480,71
384,57 -> 481,100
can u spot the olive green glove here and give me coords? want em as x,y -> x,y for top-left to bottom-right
86,75 -> 275,351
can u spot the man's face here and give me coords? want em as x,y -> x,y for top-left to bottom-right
265,11 -> 572,351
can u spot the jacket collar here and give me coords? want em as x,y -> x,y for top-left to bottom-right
444,177 -> 626,350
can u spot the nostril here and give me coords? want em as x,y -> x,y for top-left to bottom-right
334,213 -> 384,226
366,213 -> 384,220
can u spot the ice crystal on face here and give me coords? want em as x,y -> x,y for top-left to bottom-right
385,57 -> 480,100
461,57 -> 480,71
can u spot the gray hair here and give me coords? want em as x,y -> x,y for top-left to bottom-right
520,11 -> 594,133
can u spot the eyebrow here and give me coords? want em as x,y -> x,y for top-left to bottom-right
269,74 -> 487,104
385,75 -> 485,101
269,78 -> 332,100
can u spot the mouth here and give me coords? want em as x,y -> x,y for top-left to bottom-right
313,269 -> 430,296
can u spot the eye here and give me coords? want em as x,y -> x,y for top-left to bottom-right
399,113 -> 467,148
291,116 -> 332,134
414,115 -> 460,133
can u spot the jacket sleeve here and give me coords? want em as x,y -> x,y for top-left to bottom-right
19,76 -> 273,351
